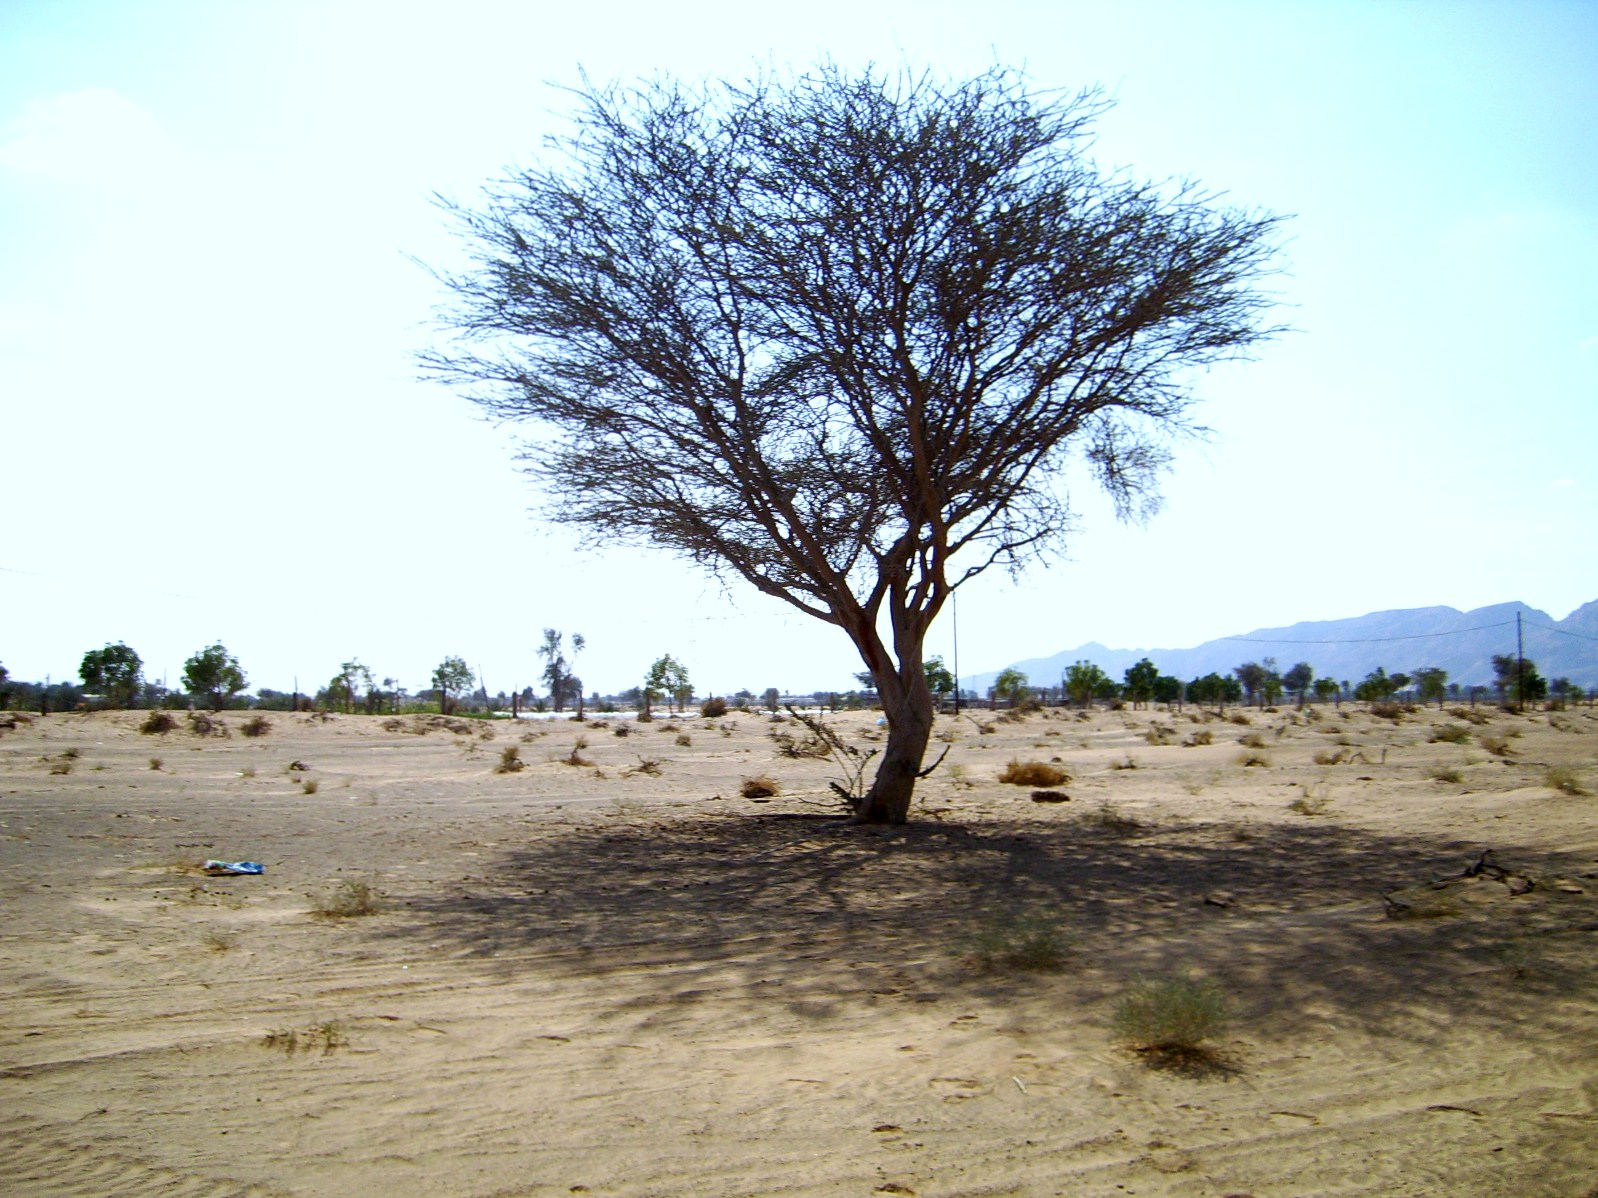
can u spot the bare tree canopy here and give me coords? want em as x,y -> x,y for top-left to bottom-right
426,63 -> 1285,823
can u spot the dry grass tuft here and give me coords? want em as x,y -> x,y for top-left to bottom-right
494,745 -> 525,773
188,711 -> 229,737
740,773 -> 780,798
1112,975 -> 1231,1072
1545,765 -> 1586,795
263,1020 -> 348,1056
311,879 -> 380,919
139,710 -> 178,735
963,910 -> 1071,973
240,715 -> 273,738
997,759 -> 1069,787
1074,800 -> 1144,834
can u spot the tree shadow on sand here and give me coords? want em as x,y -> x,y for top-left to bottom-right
381,810 -> 1597,1043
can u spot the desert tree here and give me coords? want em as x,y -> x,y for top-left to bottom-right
1122,657 -> 1158,708
992,667 -> 1031,708
1312,676 -> 1340,707
643,653 -> 691,716
1261,657 -> 1284,707
1491,653 -> 1546,709
1281,661 -> 1314,708
182,643 -> 247,712
923,655 -> 956,703
1064,660 -> 1107,709
326,659 -> 374,714
426,63 -> 1284,822
1151,673 -> 1184,708
1412,666 -> 1448,709
79,641 -> 144,709
1354,666 -> 1398,704
432,655 -> 475,714
1233,661 -> 1267,708
538,629 -> 585,713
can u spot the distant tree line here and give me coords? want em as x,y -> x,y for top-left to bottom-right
4,635 -> 1583,719
972,653 -> 1584,714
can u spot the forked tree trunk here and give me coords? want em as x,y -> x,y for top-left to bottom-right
853,662 -> 937,825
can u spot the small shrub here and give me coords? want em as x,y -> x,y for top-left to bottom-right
564,736 -> 593,767
188,711 -> 229,737
1030,789 -> 1071,803
1430,766 -> 1464,784
1227,713 -> 1250,726
301,778 -> 320,794
148,757 -> 163,770
286,759 -> 310,772
700,696 -> 728,717
311,879 -> 380,919
1236,751 -> 1271,768
1313,748 -> 1348,765
675,732 -> 692,747
239,765 -> 256,778
1182,729 -> 1213,747
1451,707 -> 1491,726
740,773 -> 780,798
1430,724 -> 1471,744
771,729 -> 830,758
1545,765 -> 1586,795
495,745 -> 525,773
61,746 -> 82,759
964,911 -> 1071,973
49,759 -> 74,775
1108,755 -> 1139,770
1382,889 -> 1462,920
263,1020 -> 348,1055
1075,801 -> 1143,833
1112,975 -> 1230,1068
613,723 -> 633,737
1287,787 -> 1329,815
946,762 -> 973,788
1480,735 -> 1513,757
625,757 -> 663,777
1237,731 -> 1267,749
997,759 -> 1069,786
140,710 -> 178,735
240,715 -> 272,738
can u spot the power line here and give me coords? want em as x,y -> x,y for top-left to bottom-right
1221,620 -> 1516,646
1524,620 -> 1598,644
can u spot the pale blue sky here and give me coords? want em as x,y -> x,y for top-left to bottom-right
3,0 -> 1594,697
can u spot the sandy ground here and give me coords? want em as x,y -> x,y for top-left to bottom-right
1,700 -> 1596,1198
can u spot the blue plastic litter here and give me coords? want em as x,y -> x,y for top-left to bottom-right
202,860 -> 264,876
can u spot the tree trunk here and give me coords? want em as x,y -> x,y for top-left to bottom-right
854,678 -> 935,825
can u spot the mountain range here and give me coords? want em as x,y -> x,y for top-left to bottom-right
961,600 -> 1598,695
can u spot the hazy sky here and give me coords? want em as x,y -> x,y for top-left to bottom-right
3,0 -> 1594,698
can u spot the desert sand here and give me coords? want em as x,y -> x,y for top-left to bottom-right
1,700 -> 1595,1197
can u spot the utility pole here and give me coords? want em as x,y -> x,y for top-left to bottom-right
951,592 -> 960,714
1516,611 -> 1525,714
